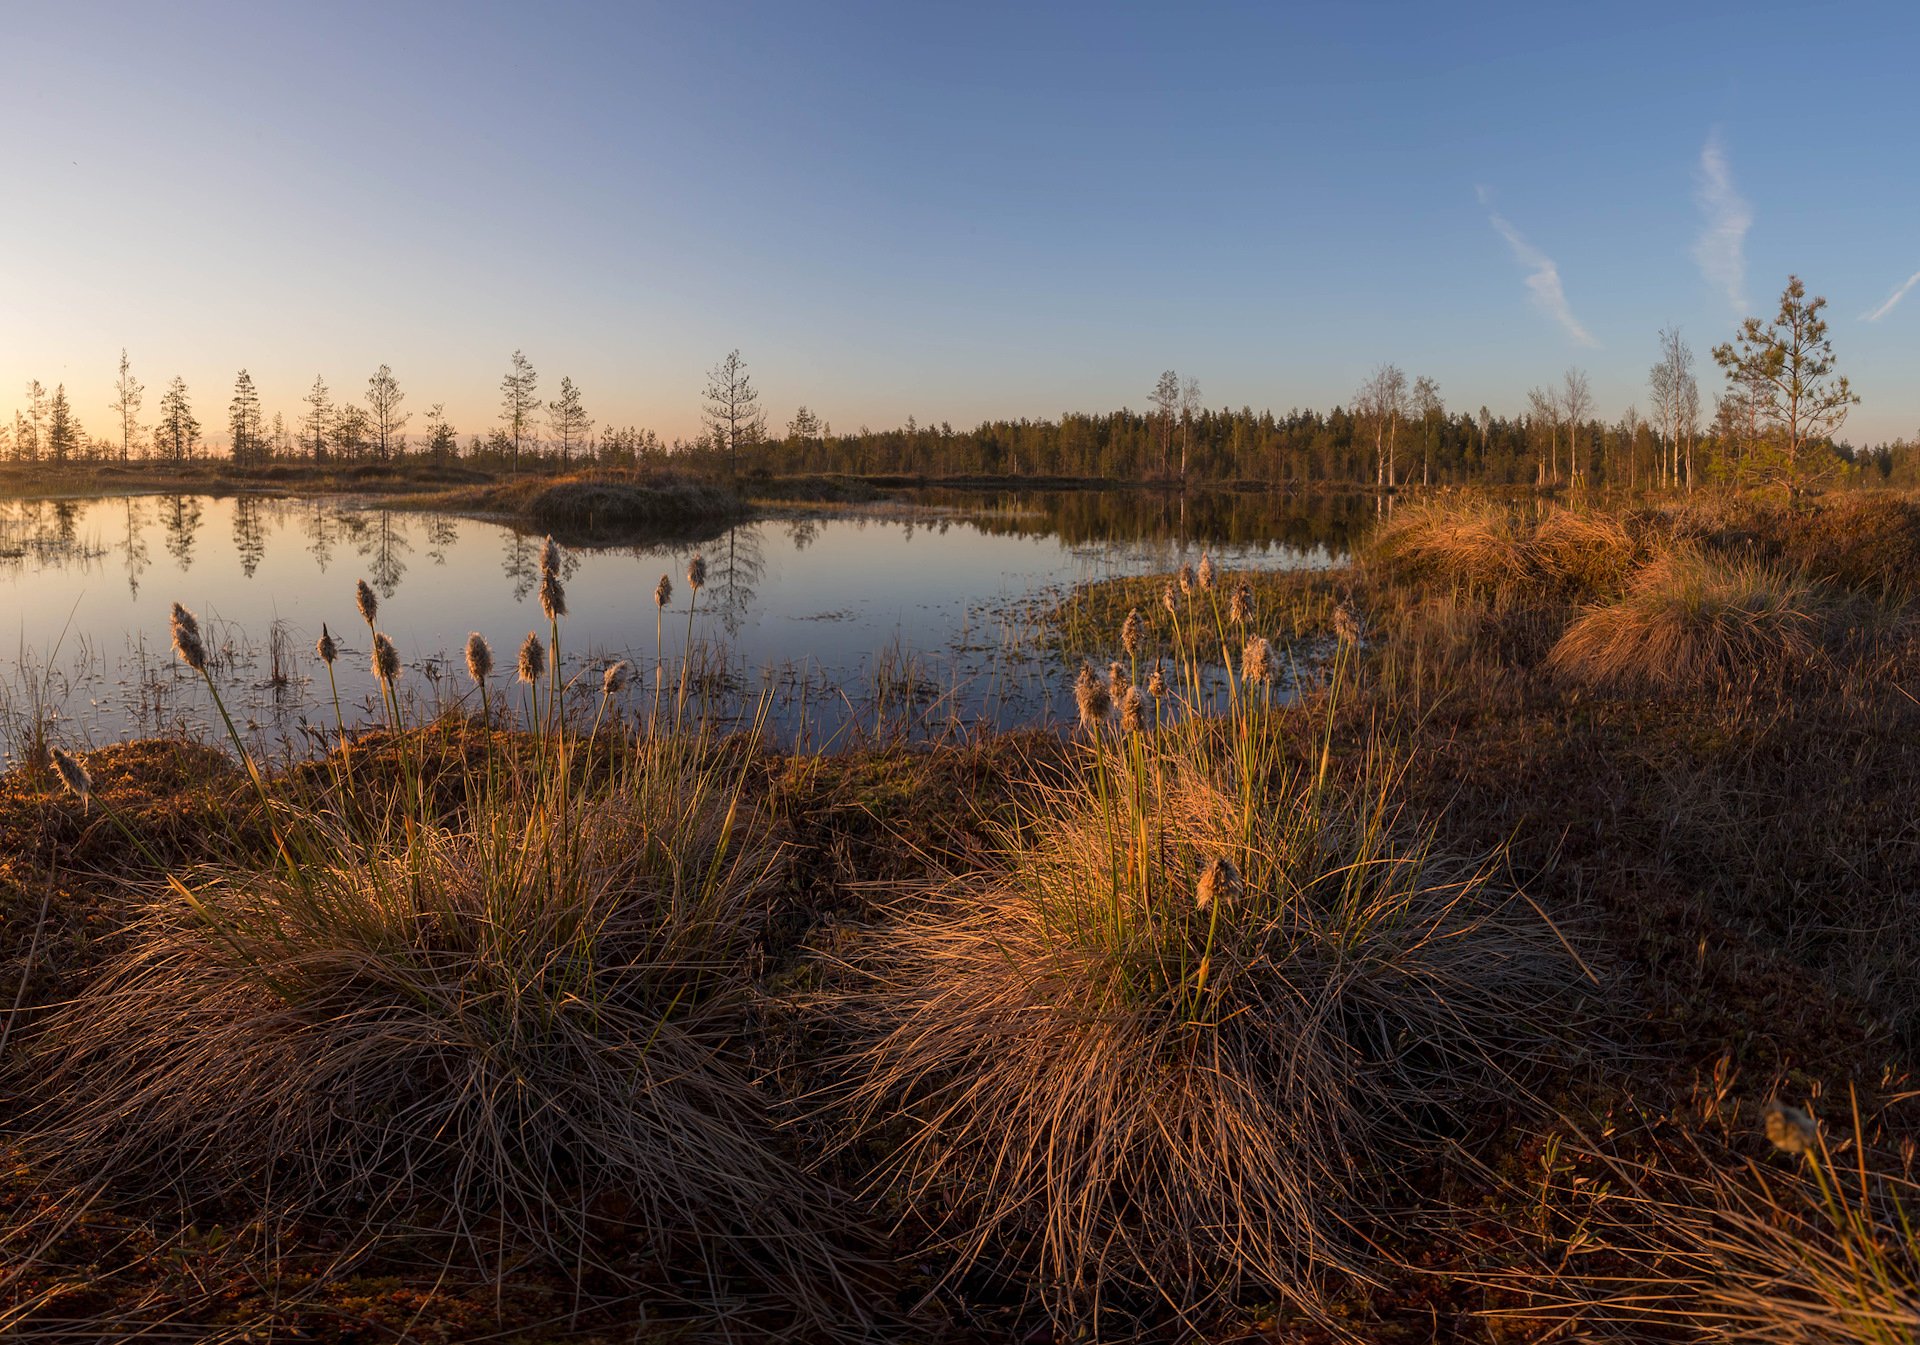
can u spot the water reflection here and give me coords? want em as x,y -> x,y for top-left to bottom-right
0,489 -> 1359,759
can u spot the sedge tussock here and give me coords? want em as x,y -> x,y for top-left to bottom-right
18,753 -> 864,1323
838,730 -> 1589,1327
1548,549 -> 1834,693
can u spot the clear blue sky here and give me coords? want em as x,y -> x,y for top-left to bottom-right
3,0 -> 1917,447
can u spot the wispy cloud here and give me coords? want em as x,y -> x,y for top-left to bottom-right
1477,186 -> 1598,348
1862,269 -> 1920,322
1692,129 -> 1751,315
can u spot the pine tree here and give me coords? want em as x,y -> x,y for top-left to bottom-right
702,349 -> 765,477
45,384 -> 80,463
302,376 -> 332,463
111,350 -> 145,461
154,377 -> 200,462
229,369 -> 265,464
548,375 -> 591,459
423,403 -> 459,460
499,351 -> 539,467
1712,275 -> 1859,493
366,364 -> 409,461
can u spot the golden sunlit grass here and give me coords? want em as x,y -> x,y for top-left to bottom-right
1547,548 -> 1836,692
834,641 -> 1595,1331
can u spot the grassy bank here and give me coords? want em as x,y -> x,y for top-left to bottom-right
5,492 -> 1920,1340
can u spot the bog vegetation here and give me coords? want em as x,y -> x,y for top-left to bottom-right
2,475 -> 1919,1340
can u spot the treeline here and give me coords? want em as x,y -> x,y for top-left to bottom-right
6,279 -> 1913,490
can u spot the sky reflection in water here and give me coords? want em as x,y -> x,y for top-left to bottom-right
0,491 -> 1362,759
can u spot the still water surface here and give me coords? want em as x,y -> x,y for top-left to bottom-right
0,490 -> 1364,760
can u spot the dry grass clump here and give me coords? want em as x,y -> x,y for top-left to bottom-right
1505,1101 -> 1920,1344
16,745 -> 860,1318
841,729 -> 1590,1328
1548,548 -> 1836,693
1374,498 -> 1537,592
1375,499 -> 1651,601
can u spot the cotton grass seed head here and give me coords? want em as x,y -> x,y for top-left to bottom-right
1333,599 -> 1363,646
687,554 -> 707,591
1241,635 -> 1275,685
1197,552 -> 1216,592
1230,581 -> 1252,627
355,579 -> 378,626
538,570 -> 567,621
464,632 -> 493,684
1195,855 -> 1242,912
1147,665 -> 1167,700
1108,660 -> 1128,704
540,534 -> 562,579
602,659 -> 632,696
371,633 -> 401,684
1764,1100 -> 1819,1156
517,631 -> 545,684
1122,607 -> 1143,659
1162,580 -> 1178,618
1073,662 -> 1110,731
50,746 -> 91,808
655,574 -> 673,608
1178,562 -> 1195,598
1120,684 -> 1146,732
170,602 -> 207,673
315,623 -> 337,665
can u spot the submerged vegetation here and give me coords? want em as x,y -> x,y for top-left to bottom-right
4,487 -> 1920,1339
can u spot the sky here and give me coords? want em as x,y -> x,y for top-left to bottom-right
2,0 -> 1918,448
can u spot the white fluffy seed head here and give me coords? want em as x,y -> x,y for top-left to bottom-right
1073,662 -> 1110,732
1121,607 -> 1143,659
371,632 -> 401,683
355,580 -> 378,626
1241,635 -> 1274,685
465,632 -> 493,684
539,570 -> 567,621
1195,855 -> 1242,912
1177,563 -> 1195,598
1230,582 -> 1252,627
1147,665 -> 1167,700
517,631 -> 546,684
655,574 -> 673,608
1120,685 -> 1146,732
50,746 -> 91,805
316,623 -> 338,664
1197,553 -> 1216,592
687,554 -> 707,591
170,602 -> 207,673
602,660 -> 632,696
540,534 -> 562,579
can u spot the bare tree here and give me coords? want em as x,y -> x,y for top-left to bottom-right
366,364 -> 410,462
1411,375 -> 1442,486
702,349 -> 766,477
110,349 -> 144,461
1560,368 -> 1593,486
1648,328 -> 1694,490
1526,386 -> 1559,486
1149,370 -> 1180,477
1179,376 -> 1202,479
498,350 -> 539,467
1356,364 -> 1408,488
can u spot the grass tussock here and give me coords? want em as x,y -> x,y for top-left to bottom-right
839,701 -> 1591,1328
1548,548 -> 1837,693
1374,498 -> 1646,599
17,745 -> 865,1309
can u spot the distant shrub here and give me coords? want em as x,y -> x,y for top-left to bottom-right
1374,499 -> 1645,599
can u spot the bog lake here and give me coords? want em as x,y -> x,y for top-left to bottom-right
0,487 -> 1368,762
